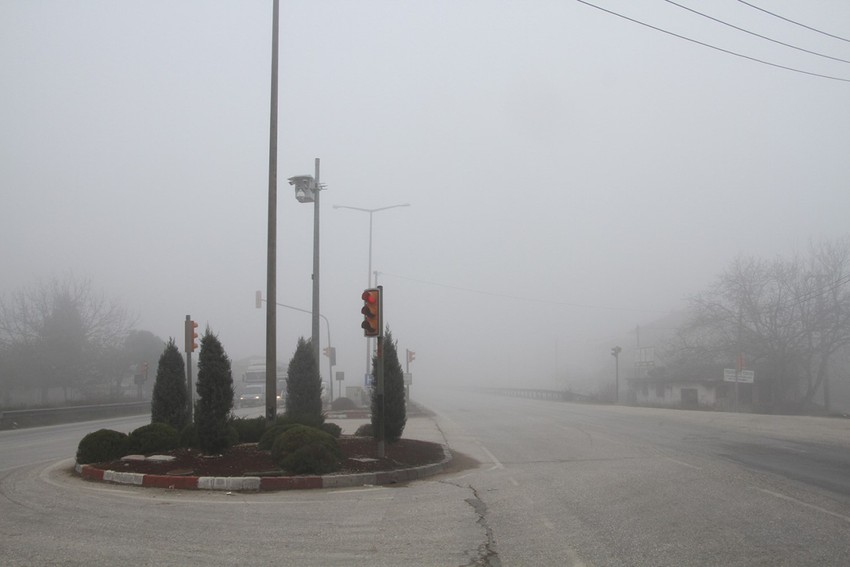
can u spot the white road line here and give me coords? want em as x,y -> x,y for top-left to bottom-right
758,488 -> 850,524
476,441 -> 505,470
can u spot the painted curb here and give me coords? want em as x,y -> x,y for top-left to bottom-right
75,444 -> 452,492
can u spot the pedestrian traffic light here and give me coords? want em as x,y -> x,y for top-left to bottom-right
185,319 -> 199,352
361,288 -> 381,337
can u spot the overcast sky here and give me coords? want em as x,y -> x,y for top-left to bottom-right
2,1 -> 849,393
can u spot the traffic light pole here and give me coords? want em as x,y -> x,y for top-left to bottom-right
376,286 -> 385,459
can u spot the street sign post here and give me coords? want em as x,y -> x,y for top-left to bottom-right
724,369 -> 754,383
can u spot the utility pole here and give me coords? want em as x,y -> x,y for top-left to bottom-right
611,346 -> 622,404
312,158 -> 322,403
265,0 -> 280,421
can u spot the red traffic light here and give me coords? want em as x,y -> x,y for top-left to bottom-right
361,288 -> 381,337
185,319 -> 199,352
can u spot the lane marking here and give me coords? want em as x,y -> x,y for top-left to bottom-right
476,441 -> 505,470
758,488 -> 850,524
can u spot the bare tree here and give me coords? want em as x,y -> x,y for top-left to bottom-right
671,238 -> 850,412
0,275 -> 135,403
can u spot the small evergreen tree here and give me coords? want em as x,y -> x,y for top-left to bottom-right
194,328 -> 234,454
285,337 -> 323,423
150,338 -> 188,430
371,328 -> 407,442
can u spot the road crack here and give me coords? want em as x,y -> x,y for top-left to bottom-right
460,484 -> 501,567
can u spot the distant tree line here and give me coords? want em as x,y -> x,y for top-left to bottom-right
661,237 -> 850,413
0,275 -> 164,407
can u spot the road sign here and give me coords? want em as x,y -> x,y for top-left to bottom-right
724,369 -> 754,383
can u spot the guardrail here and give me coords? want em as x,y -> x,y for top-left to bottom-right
480,387 -> 598,403
0,401 -> 149,430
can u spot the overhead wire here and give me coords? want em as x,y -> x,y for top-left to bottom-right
574,0 -> 850,83
737,0 -> 850,44
663,0 -> 850,65
378,271 -> 673,314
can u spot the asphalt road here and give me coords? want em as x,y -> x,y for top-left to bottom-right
2,391 -> 850,566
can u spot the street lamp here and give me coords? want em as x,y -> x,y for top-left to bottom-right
255,291 -> 335,402
334,203 -> 410,381
288,159 -> 327,402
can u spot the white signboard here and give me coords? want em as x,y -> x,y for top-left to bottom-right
723,369 -> 754,383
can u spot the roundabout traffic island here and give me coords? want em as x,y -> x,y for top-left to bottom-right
75,436 -> 452,492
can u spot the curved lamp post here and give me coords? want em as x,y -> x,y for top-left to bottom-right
333,203 -> 410,382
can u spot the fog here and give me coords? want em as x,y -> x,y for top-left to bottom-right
3,1 -> 849,395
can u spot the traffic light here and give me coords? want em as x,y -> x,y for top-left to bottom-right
407,349 -> 416,364
361,288 -> 381,337
185,319 -> 199,352
323,346 -> 337,366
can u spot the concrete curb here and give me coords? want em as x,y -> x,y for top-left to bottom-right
75,444 -> 452,492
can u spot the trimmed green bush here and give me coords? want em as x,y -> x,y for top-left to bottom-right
277,412 -> 325,429
231,416 -> 267,443
129,423 -> 179,454
320,422 -> 342,439
179,423 -> 199,449
354,423 -> 374,438
76,429 -> 130,464
258,423 -> 301,451
271,425 -> 341,475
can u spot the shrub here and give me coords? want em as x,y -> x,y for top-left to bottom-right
285,337 -> 323,422
226,424 -> 239,447
370,329 -> 406,443
150,339 -> 188,431
257,422 -> 301,451
331,397 -> 357,411
320,422 -> 342,439
195,329 -> 235,454
179,423 -> 199,449
275,412 -> 325,429
76,429 -> 130,464
129,423 -> 179,454
231,416 -> 267,443
354,423 -> 374,438
271,425 -> 341,475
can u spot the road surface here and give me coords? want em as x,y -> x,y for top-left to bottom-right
2,390 -> 850,565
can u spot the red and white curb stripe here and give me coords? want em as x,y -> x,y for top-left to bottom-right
75,445 -> 452,492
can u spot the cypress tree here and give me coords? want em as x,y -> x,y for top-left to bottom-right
371,328 -> 406,442
195,328 -> 234,454
285,337 -> 323,424
150,338 -> 188,430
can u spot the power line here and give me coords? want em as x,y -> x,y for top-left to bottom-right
664,0 -> 850,65
737,0 -> 850,44
575,0 -> 850,83
378,271 -> 672,314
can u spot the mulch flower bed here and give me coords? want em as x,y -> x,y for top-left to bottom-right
90,436 -> 446,477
